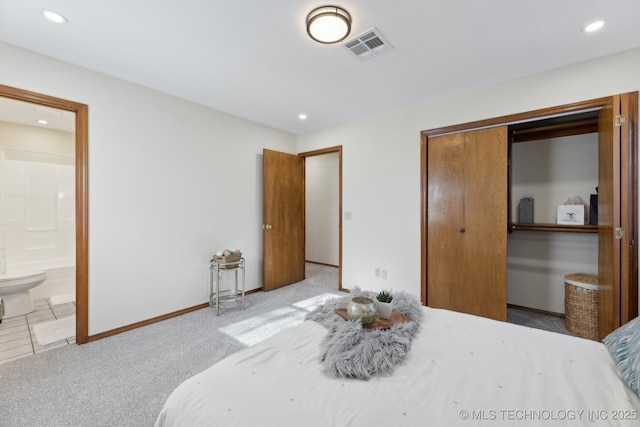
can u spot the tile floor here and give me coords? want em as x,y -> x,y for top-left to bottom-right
0,298 -> 76,365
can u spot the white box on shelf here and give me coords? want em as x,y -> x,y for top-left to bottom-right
557,205 -> 585,225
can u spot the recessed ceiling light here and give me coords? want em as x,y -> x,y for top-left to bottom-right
42,10 -> 68,24
37,119 -> 48,125
298,113 -> 308,120
583,20 -> 604,33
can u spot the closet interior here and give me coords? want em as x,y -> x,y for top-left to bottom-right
507,111 -> 599,318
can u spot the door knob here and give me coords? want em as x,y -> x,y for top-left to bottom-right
459,228 -> 465,233
263,224 -> 273,230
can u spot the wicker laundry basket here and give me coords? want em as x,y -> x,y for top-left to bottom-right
564,273 -> 598,340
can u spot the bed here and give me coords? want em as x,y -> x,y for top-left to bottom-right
156,295 -> 640,426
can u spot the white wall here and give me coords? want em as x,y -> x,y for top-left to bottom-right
0,42 -> 296,335
296,47 -> 640,304
511,134 -> 598,224
305,153 -> 339,266
508,133 -> 598,313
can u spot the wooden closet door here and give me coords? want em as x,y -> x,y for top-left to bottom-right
427,126 -> 508,321
427,132 -> 466,312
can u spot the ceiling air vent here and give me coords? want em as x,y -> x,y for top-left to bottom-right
342,27 -> 392,61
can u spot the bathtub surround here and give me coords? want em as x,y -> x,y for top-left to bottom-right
29,263 -> 75,301
2,155 -> 75,297
0,148 -> 75,316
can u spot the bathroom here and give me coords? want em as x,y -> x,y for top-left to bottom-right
0,97 -> 76,363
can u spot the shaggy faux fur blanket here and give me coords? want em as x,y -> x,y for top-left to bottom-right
306,288 -> 424,380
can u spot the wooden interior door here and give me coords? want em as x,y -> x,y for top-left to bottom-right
263,149 -> 305,291
597,92 -> 638,339
598,92 -> 638,339
427,126 -> 508,321
427,131 -> 465,312
597,100 -> 618,339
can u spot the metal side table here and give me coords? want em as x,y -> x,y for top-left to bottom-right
209,257 -> 245,315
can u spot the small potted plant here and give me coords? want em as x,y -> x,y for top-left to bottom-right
375,290 -> 394,319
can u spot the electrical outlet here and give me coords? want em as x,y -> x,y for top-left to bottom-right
374,267 -> 380,278
381,269 -> 387,280
344,211 -> 352,220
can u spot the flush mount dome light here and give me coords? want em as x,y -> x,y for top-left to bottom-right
306,6 -> 352,44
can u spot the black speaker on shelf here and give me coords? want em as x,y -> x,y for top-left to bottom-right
518,197 -> 534,224
589,191 -> 598,225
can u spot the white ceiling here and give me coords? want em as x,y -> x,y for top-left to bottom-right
0,97 -> 75,132
1,0 -> 640,135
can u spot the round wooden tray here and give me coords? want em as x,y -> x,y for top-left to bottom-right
335,308 -> 410,331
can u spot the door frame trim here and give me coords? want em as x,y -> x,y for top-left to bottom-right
420,94 -> 638,324
0,84 -> 89,344
299,146 -> 343,290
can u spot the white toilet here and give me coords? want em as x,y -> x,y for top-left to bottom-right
0,271 -> 47,318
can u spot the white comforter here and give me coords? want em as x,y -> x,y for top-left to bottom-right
156,307 -> 640,426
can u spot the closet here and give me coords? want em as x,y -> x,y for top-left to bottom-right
420,92 -> 638,339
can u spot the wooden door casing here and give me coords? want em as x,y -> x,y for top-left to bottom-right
427,126 -> 508,321
0,84 -> 89,344
263,149 -> 305,291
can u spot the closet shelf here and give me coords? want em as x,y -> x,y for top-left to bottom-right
511,223 -> 598,233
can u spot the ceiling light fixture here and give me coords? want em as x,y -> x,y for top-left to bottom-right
306,6 -> 352,44
583,20 -> 604,33
42,10 -> 68,24
37,119 -> 48,125
298,113 -> 308,120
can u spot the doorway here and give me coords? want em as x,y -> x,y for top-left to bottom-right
507,112 -> 600,335
262,146 -> 343,291
0,84 -> 89,344
300,146 -> 343,290
305,153 -> 339,268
